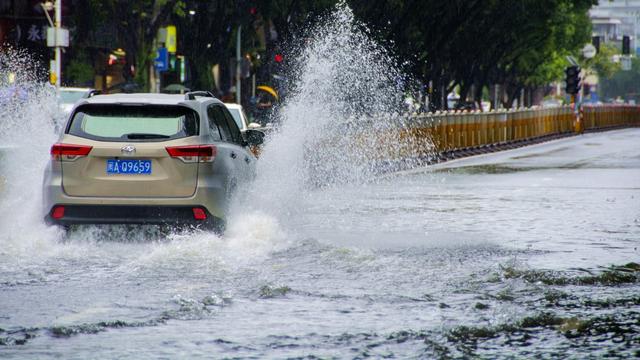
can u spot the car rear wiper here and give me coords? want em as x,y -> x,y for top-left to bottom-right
124,133 -> 171,139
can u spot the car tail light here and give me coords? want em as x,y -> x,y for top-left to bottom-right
51,143 -> 92,161
51,205 -> 65,219
192,208 -> 207,220
166,145 -> 216,163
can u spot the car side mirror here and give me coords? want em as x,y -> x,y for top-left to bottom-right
244,129 -> 265,146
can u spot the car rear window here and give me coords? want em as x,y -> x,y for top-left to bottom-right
67,104 -> 199,141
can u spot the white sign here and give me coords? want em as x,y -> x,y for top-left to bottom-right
46,27 -> 69,47
582,44 -> 596,59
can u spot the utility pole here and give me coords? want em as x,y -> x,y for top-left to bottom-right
43,1 -> 67,89
236,25 -> 242,105
54,0 -> 61,88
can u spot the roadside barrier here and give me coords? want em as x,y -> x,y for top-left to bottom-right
581,104 -> 639,132
400,105 -> 640,163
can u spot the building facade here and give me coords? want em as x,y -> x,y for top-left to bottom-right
590,0 -> 640,54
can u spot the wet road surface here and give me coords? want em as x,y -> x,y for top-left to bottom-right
1,129 -> 639,359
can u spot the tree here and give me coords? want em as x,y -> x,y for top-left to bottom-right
600,56 -> 640,103
349,0 -> 596,110
171,0 -> 336,95
67,0 -> 598,108
586,43 -> 621,80
74,0 -> 184,89
170,1 -> 236,92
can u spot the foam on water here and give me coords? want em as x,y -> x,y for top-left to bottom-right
133,212 -> 288,272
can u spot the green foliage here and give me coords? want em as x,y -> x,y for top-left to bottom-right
527,51 -> 567,87
73,0 -> 184,88
68,0 -> 597,108
522,0 -> 594,85
350,0 -> 596,108
600,57 -> 640,102
172,0 -> 186,17
65,55 -> 95,86
586,43 -> 621,79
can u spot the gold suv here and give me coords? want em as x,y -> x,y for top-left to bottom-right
43,91 -> 264,231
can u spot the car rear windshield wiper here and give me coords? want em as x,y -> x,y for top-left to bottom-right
124,133 -> 171,139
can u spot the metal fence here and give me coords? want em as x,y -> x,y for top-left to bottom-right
581,105 -> 640,132
402,105 -> 640,155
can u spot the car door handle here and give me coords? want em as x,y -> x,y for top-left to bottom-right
230,152 -> 237,159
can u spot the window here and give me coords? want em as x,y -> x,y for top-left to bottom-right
207,105 -> 232,142
220,107 -> 243,144
68,104 -> 198,142
208,105 -> 244,145
207,106 -> 223,141
227,108 -> 244,130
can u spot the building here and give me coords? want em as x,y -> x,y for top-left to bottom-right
0,0 -> 133,90
0,0 -> 59,74
590,0 -> 640,54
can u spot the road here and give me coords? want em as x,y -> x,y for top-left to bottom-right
1,129 -> 639,358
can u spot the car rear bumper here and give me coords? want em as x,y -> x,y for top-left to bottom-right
44,205 -> 224,230
43,172 -> 229,220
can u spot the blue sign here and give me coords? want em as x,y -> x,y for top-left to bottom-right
154,47 -> 168,72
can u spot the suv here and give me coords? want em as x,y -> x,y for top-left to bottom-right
43,91 -> 264,232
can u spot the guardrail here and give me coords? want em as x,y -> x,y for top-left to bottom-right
399,105 -> 640,161
581,105 -> 640,132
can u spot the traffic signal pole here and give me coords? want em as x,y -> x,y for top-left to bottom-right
55,0 -> 61,88
571,93 -> 583,134
236,25 -> 242,104
42,1 -> 63,88
565,65 -> 582,134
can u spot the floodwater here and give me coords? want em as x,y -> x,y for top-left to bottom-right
1,130 -> 639,359
1,3 -> 639,358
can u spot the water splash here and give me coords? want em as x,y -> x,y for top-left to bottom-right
0,49 -> 65,258
134,212 -> 288,272
0,48 -> 288,267
231,3 -> 421,225
0,3 -> 426,264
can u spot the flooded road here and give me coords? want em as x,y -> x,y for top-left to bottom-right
1,129 -> 639,359
1,4 -> 639,357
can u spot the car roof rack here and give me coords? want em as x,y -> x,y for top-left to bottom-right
185,91 -> 215,100
84,90 -> 101,98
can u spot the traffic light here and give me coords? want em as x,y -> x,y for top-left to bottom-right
592,36 -> 600,54
565,66 -> 581,95
622,35 -> 630,55
274,53 -> 284,63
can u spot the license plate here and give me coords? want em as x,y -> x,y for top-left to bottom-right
106,159 -> 152,175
